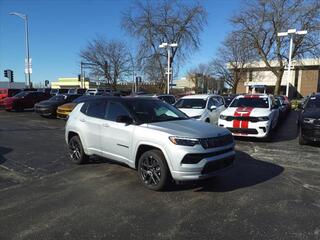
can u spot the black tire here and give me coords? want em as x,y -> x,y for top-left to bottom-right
138,149 -> 171,191
14,105 -> 24,112
68,135 -> 88,164
264,130 -> 272,142
299,128 -> 307,145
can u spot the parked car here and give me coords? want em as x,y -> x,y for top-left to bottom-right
37,88 -> 52,94
275,96 -> 289,120
2,91 -> 52,111
297,93 -> 320,145
133,94 -> 176,105
157,94 -> 176,105
218,94 -> 280,139
35,94 -> 82,117
222,94 -> 238,107
68,88 -> 87,95
85,88 -> 111,96
65,97 -> 235,190
0,88 -> 22,100
56,95 -> 99,119
174,94 -> 226,124
50,88 -> 69,95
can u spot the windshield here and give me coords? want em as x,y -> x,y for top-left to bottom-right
305,96 -> 320,109
175,98 -> 206,109
230,97 -> 269,108
126,99 -> 189,124
50,95 -> 66,101
13,91 -> 29,98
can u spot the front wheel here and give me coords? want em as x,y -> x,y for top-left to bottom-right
299,128 -> 307,145
68,135 -> 88,164
138,150 -> 171,191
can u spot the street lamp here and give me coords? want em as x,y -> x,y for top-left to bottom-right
9,12 -> 32,88
277,28 -> 307,97
159,42 -> 178,94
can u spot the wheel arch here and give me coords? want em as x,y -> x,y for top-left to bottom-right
134,143 -> 172,170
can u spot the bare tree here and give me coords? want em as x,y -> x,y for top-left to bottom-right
210,31 -> 254,93
122,0 -> 207,92
80,36 -> 133,90
230,0 -> 320,95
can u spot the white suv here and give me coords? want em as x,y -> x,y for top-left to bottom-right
65,97 -> 235,190
174,94 -> 226,124
218,94 -> 280,138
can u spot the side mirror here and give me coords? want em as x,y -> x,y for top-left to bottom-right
209,105 -> 217,111
116,115 -> 133,125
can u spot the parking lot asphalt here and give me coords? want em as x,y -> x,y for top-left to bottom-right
0,110 -> 319,240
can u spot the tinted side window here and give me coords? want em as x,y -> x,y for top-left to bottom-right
106,102 -> 130,122
80,102 -> 89,114
86,101 -> 107,118
207,98 -> 219,109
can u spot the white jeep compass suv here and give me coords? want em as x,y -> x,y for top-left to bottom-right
65,97 -> 235,190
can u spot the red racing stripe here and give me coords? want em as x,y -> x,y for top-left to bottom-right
233,107 -> 242,128
240,107 -> 254,128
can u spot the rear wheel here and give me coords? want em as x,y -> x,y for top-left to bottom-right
138,150 -> 170,191
68,135 -> 88,164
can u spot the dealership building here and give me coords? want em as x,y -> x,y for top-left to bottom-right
236,59 -> 320,98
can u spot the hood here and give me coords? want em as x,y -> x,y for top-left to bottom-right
178,108 -> 205,117
2,97 -> 17,103
58,102 -> 77,110
302,108 -> 320,119
36,100 -> 63,108
221,107 -> 271,117
146,119 -> 230,138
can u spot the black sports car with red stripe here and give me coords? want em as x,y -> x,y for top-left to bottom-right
218,94 -> 280,138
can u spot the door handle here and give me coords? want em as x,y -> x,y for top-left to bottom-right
102,123 -> 109,127
79,118 -> 86,122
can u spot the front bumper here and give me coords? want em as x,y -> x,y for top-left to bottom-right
218,119 -> 271,138
34,107 -> 55,116
167,143 -> 236,181
56,109 -> 71,119
301,123 -> 320,142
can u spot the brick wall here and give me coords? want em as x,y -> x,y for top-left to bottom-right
300,70 -> 319,96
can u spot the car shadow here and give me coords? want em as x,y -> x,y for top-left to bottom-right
0,146 -> 12,165
166,150 -> 284,192
234,110 -> 299,143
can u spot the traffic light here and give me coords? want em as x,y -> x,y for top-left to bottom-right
4,70 -> 8,78
9,70 -> 14,82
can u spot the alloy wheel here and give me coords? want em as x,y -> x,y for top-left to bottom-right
140,155 -> 162,186
69,140 -> 82,161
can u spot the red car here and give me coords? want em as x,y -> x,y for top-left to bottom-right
0,88 -> 22,100
1,91 -> 51,111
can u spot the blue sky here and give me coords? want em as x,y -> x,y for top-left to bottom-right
0,0 -> 241,85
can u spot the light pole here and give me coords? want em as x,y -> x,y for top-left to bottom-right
9,12 -> 31,88
277,28 -> 307,97
159,42 -> 178,94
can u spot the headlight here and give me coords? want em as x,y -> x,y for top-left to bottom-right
257,116 -> 269,121
169,136 -> 199,146
220,115 -> 227,120
303,118 -> 314,123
